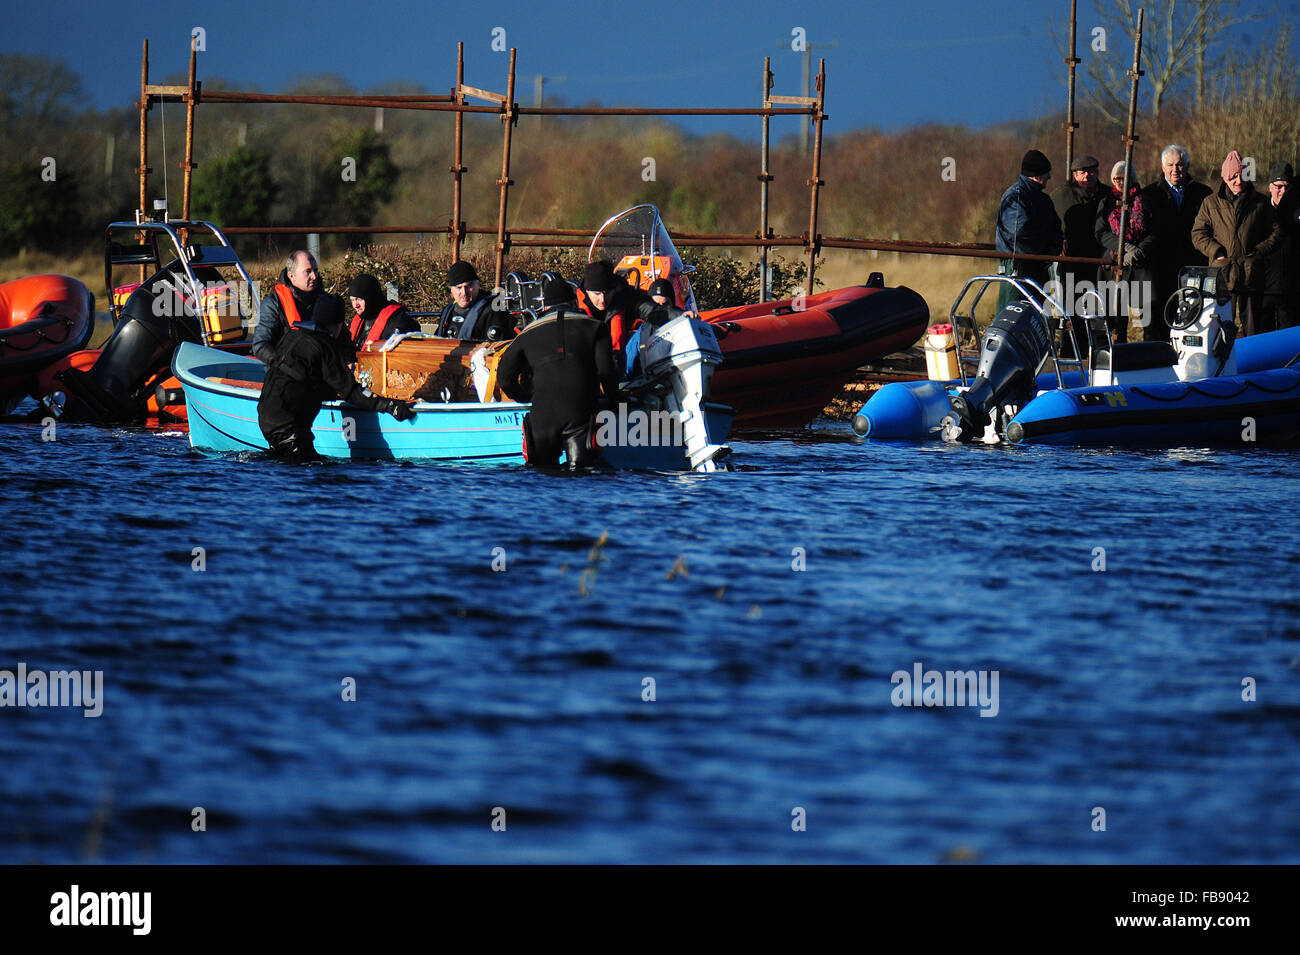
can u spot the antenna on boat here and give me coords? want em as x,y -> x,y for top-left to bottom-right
159,95 -> 171,220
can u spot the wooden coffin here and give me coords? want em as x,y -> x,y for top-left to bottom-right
355,337 -> 511,403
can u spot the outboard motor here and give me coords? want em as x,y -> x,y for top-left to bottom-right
945,300 -> 1052,442
635,311 -> 729,471
58,267 -> 205,421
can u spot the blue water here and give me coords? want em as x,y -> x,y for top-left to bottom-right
2,413 -> 1298,864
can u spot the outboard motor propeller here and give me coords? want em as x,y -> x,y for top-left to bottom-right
945,300 -> 1052,442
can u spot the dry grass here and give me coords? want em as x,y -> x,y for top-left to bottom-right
0,249 -> 102,293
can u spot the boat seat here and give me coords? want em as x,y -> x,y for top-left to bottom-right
1091,341 -> 1178,373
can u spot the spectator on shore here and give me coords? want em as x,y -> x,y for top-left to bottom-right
995,149 -> 1063,307
1262,162 -> 1300,330
1141,145 -> 1213,342
1192,150 -> 1283,336
1051,154 -> 1105,355
1095,162 -> 1159,345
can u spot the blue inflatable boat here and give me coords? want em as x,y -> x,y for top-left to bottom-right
854,271 -> 1300,447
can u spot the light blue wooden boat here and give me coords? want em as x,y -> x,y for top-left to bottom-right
171,341 -> 733,468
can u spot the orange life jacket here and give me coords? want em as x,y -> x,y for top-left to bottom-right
349,303 -> 402,348
275,284 -> 305,328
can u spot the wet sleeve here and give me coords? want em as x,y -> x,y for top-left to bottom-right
321,342 -> 386,410
594,332 -> 619,399
497,341 -> 532,401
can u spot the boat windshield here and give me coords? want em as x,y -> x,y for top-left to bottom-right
589,204 -> 697,311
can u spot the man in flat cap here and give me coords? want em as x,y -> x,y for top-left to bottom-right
1051,154 -> 1105,355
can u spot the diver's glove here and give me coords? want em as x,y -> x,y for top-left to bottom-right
385,398 -> 417,421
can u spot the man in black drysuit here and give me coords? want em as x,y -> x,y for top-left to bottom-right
258,294 -> 416,463
496,277 -> 620,469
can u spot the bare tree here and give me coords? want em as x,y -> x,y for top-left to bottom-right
1082,0 -> 1264,125
1187,21 -> 1300,171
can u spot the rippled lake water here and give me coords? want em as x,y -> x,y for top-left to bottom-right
2,409 -> 1298,863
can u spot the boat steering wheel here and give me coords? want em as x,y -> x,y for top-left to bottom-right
1165,286 -> 1209,330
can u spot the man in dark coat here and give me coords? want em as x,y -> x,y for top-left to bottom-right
1140,145 -> 1214,341
258,294 -> 416,463
346,273 -> 420,352
1192,150 -> 1283,336
996,149 -> 1063,297
1261,162 -> 1300,330
497,276 -> 620,469
1051,154 -> 1105,355
252,250 -> 322,363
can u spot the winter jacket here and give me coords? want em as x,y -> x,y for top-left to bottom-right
252,270 -> 320,364
996,175 -> 1063,257
1262,191 -> 1300,297
1051,180 -> 1105,260
1192,182 -> 1283,292
1141,177 -> 1213,279
1094,185 -> 1160,264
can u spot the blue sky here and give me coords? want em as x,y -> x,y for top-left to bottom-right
6,0 -> 1295,135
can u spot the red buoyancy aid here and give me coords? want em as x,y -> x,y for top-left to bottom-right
349,303 -> 402,348
275,283 -> 305,328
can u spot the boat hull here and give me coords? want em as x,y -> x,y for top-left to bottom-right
700,284 -> 929,428
0,275 -> 95,413
174,342 -> 733,468
1005,368 -> 1300,446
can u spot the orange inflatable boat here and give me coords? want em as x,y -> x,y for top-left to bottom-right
0,274 -> 94,415
700,282 -> 929,427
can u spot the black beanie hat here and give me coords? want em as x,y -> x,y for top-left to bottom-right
582,260 -> 619,293
1021,149 -> 1052,177
647,278 -> 676,304
310,293 -> 345,329
446,261 -> 479,286
347,273 -> 383,302
542,274 -> 575,305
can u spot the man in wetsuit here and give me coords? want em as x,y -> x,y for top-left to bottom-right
258,293 -> 416,462
497,276 -> 620,469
